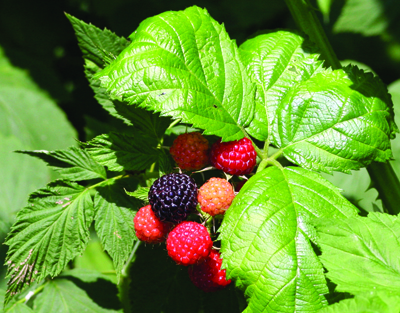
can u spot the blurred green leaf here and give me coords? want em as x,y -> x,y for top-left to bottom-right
318,291 -> 400,313
317,0 -> 334,22
33,279 -> 120,312
314,212 -> 400,295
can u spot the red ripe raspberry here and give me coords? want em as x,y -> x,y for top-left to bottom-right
169,132 -> 209,171
134,205 -> 171,243
166,221 -> 212,266
188,249 -> 231,292
210,137 -> 256,175
198,178 -> 235,216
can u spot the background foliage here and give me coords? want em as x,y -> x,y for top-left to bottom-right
1,0 -> 400,311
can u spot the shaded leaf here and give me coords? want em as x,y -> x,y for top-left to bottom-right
95,6 -> 255,141
129,244 -> 243,313
4,181 -> 94,303
219,166 -> 358,312
16,147 -> 107,181
85,132 -> 159,172
33,279 -> 120,312
94,176 -> 140,278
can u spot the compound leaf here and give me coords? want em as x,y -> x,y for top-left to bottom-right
318,292 -> 400,313
313,212 -> 400,295
94,176 -> 140,278
239,30 -> 324,141
276,66 -> 397,173
4,181 -> 94,304
95,6 -> 255,142
33,279 -> 120,313
16,147 -> 107,181
85,132 -> 159,172
219,166 -> 358,313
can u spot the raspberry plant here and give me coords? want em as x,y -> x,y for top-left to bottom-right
3,2 -> 400,313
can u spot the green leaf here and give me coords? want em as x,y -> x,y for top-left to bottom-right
316,0 -> 334,22
318,292 -> 400,313
333,0 -> 398,36
313,212 -> 400,295
16,147 -> 107,181
5,303 -> 34,313
66,13 -> 130,122
94,176 -> 140,278
125,187 -> 149,203
33,279 -> 120,312
61,268 -> 114,284
388,79 -> 400,179
95,6 -> 255,141
219,166 -> 358,313
85,132 -> 159,172
4,181 -> 94,304
129,244 -> 243,313
239,30 -> 324,141
276,66 -> 397,173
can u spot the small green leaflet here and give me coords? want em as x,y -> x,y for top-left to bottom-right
313,212 -> 400,295
95,6 -> 255,142
239,30 -> 324,142
219,166 -> 358,313
94,176 -> 140,278
125,187 -> 149,203
129,244 -> 243,313
318,291 -> 400,313
33,279 -> 120,312
16,147 -> 107,181
84,132 -> 159,172
4,180 -> 94,304
276,66 -> 397,173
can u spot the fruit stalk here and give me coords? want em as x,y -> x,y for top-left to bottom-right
284,0 -> 400,215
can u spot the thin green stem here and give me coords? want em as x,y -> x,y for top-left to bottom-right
257,159 -> 269,173
7,281 -> 48,310
121,240 -> 141,278
285,0 -> 400,215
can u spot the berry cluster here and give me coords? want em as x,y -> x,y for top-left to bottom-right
132,132 -> 258,292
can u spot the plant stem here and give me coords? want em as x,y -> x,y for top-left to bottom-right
119,240 -> 141,313
7,281 -> 48,310
367,162 -> 400,215
285,0 -> 400,215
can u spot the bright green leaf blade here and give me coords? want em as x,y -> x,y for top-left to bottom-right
239,30 -> 324,141
388,79 -> 400,179
317,0 -> 334,22
94,176 -> 140,278
129,244 -> 243,313
95,6 -> 255,141
16,147 -> 107,181
125,186 -> 149,203
318,291 -> 400,313
277,66 -> 397,173
4,181 -> 94,304
219,166 -> 358,313
313,212 -> 400,295
85,132 -> 159,172
33,279 -> 120,313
